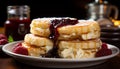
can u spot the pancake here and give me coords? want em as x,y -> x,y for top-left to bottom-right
58,39 -> 102,59
24,34 -> 53,47
58,20 -> 100,40
30,18 -> 100,40
23,17 -> 102,59
58,39 -> 102,49
30,17 -> 77,37
22,42 -> 53,57
58,48 -> 99,59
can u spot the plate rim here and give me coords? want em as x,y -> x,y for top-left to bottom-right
2,41 -> 120,62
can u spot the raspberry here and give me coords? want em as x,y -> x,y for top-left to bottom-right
12,43 -> 28,55
95,49 -> 112,57
15,42 -> 22,47
0,34 -> 7,40
0,34 -> 8,45
102,43 -> 108,49
95,43 -> 112,57
13,42 -> 22,50
0,39 -> 8,45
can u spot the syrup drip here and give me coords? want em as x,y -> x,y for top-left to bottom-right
49,18 -> 78,42
49,18 -> 78,57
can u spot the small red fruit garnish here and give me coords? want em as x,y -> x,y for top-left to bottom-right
95,48 -> 112,57
95,43 -> 112,57
0,34 -> 7,40
12,43 -> 28,55
0,39 -> 8,45
12,42 -> 22,50
0,34 -> 8,45
15,42 -> 22,47
101,43 -> 108,49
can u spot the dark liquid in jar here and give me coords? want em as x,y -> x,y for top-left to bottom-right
4,18 -> 31,41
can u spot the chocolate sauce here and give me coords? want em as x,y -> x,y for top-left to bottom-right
49,18 -> 78,57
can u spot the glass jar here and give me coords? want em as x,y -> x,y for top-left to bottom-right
4,5 -> 31,41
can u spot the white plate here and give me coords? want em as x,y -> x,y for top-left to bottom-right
2,41 -> 120,68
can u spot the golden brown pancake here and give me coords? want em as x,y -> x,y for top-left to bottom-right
30,18 -> 100,40
24,34 -> 53,47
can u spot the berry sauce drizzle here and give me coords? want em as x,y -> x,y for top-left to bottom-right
49,18 -> 78,57
49,18 -> 78,42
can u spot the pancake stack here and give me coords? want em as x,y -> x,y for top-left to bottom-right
22,17 -> 102,59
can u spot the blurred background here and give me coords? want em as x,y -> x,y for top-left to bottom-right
0,0 -> 120,47
0,0 -> 120,27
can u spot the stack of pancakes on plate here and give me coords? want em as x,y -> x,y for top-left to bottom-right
22,17 -> 102,59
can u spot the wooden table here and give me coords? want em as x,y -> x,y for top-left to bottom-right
0,27 -> 120,69
0,27 -> 5,34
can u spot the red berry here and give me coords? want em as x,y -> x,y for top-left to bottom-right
13,42 -> 22,50
0,34 -> 7,40
0,39 -> 8,45
13,45 -> 28,55
102,43 -> 108,49
0,34 -> 8,45
95,49 -> 112,57
15,42 -> 22,47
